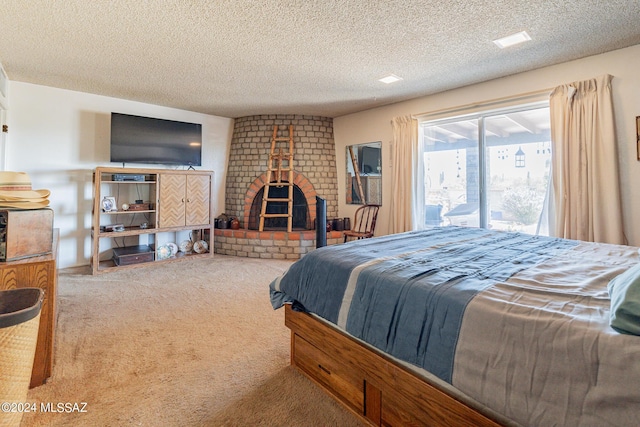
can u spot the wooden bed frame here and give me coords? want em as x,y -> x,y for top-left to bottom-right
285,304 -> 505,426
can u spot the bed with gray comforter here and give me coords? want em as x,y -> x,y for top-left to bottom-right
270,226 -> 640,426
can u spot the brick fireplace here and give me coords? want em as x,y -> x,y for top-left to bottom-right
244,171 -> 316,230
215,115 -> 343,259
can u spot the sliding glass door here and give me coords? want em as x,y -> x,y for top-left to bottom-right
422,103 -> 551,234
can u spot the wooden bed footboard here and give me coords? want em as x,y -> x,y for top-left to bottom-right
284,304 -> 504,427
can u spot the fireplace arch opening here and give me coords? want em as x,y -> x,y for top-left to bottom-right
248,182 -> 312,230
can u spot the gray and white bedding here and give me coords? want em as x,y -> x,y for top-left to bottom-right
269,226 -> 640,426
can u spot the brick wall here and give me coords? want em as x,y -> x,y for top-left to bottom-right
224,115 -> 338,226
214,229 -> 344,259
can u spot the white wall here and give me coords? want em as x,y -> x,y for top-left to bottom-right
334,44 -> 640,246
6,82 -> 233,268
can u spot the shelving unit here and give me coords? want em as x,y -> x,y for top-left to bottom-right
91,167 -> 214,275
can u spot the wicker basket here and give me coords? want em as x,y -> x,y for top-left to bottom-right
0,288 -> 44,427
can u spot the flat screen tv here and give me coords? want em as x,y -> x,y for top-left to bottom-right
110,113 -> 202,166
360,145 -> 381,175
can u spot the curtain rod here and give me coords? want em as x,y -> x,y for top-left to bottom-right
414,87 -> 554,120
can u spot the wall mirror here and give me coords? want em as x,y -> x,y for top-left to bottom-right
346,141 -> 382,205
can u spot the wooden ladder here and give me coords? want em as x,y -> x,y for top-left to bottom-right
259,125 -> 295,232
348,145 -> 366,204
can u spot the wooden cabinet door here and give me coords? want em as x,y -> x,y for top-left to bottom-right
158,174 -> 187,228
185,174 -> 210,226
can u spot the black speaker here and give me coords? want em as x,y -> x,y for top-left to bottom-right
316,196 -> 327,248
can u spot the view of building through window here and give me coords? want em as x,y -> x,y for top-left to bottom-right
422,103 -> 551,235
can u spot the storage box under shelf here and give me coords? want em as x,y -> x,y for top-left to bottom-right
111,245 -> 154,266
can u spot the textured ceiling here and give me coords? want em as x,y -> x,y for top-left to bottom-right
0,1 -> 639,118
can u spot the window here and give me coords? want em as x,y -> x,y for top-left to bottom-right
421,102 -> 551,235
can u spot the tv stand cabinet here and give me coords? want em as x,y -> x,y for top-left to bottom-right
91,167 -> 214,275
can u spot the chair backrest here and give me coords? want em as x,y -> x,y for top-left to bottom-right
353,204 -> 380,236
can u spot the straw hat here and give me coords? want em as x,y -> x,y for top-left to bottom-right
0,172 -> 50,209
0,199 -> 50,209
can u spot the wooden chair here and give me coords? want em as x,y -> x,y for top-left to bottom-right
343,204 -> 380,243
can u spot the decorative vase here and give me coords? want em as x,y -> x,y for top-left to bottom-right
230,218 -> 240,230
343,217 -> 351,230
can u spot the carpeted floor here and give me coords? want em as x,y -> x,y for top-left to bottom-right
21,255 -> 364,426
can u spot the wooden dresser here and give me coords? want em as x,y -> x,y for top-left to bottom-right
0,229 -> 58,388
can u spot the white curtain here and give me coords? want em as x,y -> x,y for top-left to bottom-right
389,115 -> 422,233
547,74 -> 626,244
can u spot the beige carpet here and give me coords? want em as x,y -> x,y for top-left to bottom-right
21,255 -> 365,426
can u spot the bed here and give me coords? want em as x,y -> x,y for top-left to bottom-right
269,226 -> 640,426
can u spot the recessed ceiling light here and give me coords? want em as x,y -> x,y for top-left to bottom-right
493,31 -> 531,49
379,74 -> 403,84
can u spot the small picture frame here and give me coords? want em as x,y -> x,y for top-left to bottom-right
101,196 -> 117,212
637,116 -> 640,161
